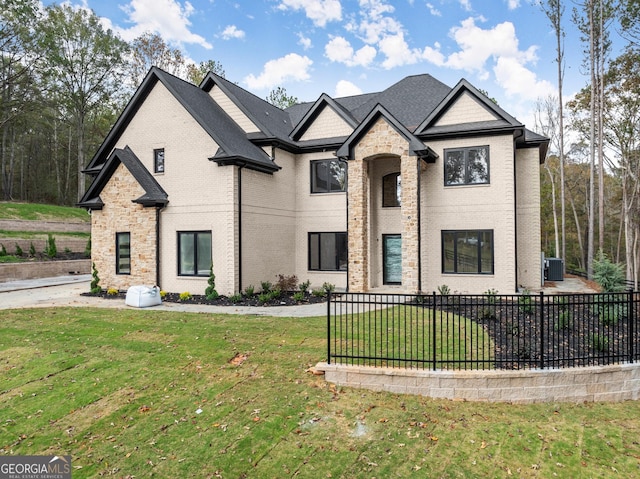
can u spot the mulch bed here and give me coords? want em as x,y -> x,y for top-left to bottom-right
82,289 -> 328,307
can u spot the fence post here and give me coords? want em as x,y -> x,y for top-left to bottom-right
628,289 -> 635,363
327,290 -> 332,364
539,291 -> 545,369
432,291 -> 437,371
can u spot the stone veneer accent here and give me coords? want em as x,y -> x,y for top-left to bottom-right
91,162 -> 158,291
349,118 -> 420,292
316,362 -> 640,403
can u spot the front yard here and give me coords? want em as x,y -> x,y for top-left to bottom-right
2,307 -> 640,478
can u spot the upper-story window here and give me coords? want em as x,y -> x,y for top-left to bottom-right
444,146 -> 489,186
311,159 -> 346,193
382,172 -> 401,207
154,148 -> 165,173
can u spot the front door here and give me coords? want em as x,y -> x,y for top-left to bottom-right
383,234 -> 402,285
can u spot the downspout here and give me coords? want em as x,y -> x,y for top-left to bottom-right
513,129 -> 524,293
238,162 -> 246,292
344,158 -> 349,293
417,157 -> 422,293
155,206 -> 163,287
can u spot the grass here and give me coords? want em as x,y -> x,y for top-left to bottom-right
0,230 -> 90,239
2,307 -> 640,478
0,202 -> 89,222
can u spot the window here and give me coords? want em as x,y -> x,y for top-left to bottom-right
311,159 -> 346,193
309,232 -> 347,271
154,148 -> 165,173
442,230 -> 493,274
178,231 -> 212,276
116,232 -> 130,274
382,173 -> 401,207
444,146 -> 489,186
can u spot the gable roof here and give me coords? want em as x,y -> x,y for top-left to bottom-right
85,67 -> 279,175
78,146 -> 168,209
290,93 -> 359,141
336,104 -> 438,162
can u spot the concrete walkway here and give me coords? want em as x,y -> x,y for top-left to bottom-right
0,275 -> 329,317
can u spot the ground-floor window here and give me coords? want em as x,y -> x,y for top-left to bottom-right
178,231 -> 212,276
116,232 -> 131,274
442,230 -> 494,274
309,232 -> 347,271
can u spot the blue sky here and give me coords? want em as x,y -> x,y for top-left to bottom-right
48,0 -> 624,129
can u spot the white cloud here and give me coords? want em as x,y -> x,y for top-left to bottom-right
277,0 -> 342,27
506,0 -> 521,9
112,0 -> 212,48
493,56 -> 555,100
379,32 -> 421,69
298,33 -> 312,50
459,0 -> 472,11
221,25 -> 245,40
325,36 -> 376,67
426,3 -> 442,16
335,80 -> 363,97
244,53 -> 313,90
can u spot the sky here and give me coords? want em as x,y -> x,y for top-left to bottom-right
43,0 -> 626,131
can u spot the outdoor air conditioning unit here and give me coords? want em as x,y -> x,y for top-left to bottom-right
544,258 -> 564,281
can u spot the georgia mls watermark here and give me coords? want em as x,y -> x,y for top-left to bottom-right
0,456 -> 71,479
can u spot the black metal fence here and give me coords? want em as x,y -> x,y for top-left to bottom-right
327,290 -> 640,370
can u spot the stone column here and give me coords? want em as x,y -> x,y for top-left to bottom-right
401,154 -> 420,293
347,156 -> 369,292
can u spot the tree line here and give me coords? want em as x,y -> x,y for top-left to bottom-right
0,0 -> 297,207
536,0 -> 640,286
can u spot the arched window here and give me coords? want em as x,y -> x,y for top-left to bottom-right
382,172 -> 401,207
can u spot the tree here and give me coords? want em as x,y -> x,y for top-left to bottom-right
619,0 -> 640,45
539,0 -> 567,273
39,4 -> 128,201
127,32 -> 185,89
266,86 -> 298,109
186,59 -> 225,85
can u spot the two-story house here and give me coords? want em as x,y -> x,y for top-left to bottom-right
79,67 -> 548,296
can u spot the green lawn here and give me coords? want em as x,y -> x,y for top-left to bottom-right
1,308 -> 640,478
0,202 -> 89,222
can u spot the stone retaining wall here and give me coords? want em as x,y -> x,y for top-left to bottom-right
0,219 -> 90,233
316,362 -> 640,403
0,260 -> 90,282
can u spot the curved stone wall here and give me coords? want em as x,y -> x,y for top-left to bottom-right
316,362 -> 640,403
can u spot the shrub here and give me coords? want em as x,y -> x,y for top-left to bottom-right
205,264 -> 219,300
45,234 -> 57,258
555,310 -> 573,330
243,285 -> 255,297
64,247 -> 72,254
14,243 -> 23,257
179,291 -> 192,301
322,282 -> 335,294
84,237 -> 91,257
90,262 -> 101,294
592,294 -> 628,325
437,284 -> 450,295
261,281 -> 272,293
159,290 -> 167,299
0,244 -> 6,257
275,274 -> 298,292
229,293 -> 243,303
518,289 -> 533,314
299,279 -> 311,293
592,250 -> 626,293
29,242 -> 36,257
312,288 -> 325,297
258,292 -> 271,304
292,291 -> 305,302
590,333 -> 609,352
107,288 -> 119,296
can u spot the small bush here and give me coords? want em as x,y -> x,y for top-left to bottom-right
553,295 -> 570,310
555,310 -> 573,330
14,243 -> 23,257
276,274 -> 298,292
29,242 -> 36,257
84,237 -> 91,257
258,292 -> 271,304
45,234 -> 57,258
107,288 -> 119,296
292,291 -> 305,302
518,289 -> 533,314
159,290 -> 167,299
322,282 -> 335,293
261,281 -> 272,293
229,293 -> 243,303
270,288 -> 282,299
179,291 -> 193,301
437,284 -> 450,295
299,279 -> 311,293
592,295 -> 628,325
592,250 -> 625,293
312,288 -> 326,297
243,285 -> 255,297
90,262 -> 101,294
205,264 -> 219,300
590,333 -> 609,352
0,244 -> 6,257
